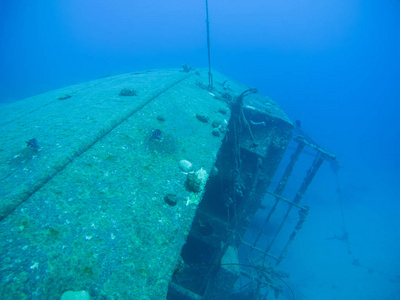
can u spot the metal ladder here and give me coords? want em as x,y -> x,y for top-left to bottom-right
244,134 -> 337,266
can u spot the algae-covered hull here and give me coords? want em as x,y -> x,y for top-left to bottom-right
0,68 -> 298,299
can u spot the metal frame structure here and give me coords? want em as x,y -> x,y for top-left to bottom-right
168,89 -> 336,299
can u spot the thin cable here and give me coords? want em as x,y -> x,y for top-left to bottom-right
205,0 -> 213,90
334,167 -> 358,264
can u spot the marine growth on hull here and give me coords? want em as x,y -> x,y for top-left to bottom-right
0,67 -> 335,299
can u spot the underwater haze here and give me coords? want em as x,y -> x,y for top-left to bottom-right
1,0 -> 399,299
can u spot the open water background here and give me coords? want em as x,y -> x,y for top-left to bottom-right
1,1 -> 399,298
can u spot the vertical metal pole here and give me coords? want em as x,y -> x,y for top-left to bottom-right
205,0 -> 213,90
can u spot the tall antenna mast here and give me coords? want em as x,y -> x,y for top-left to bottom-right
205,0 -> 213,90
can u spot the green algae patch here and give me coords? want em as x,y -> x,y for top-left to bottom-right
0,68 -> 233,298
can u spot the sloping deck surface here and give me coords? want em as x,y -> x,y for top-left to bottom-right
0,68 -> 288,299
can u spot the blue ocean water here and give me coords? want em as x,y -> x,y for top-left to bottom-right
1,0 -> 399,299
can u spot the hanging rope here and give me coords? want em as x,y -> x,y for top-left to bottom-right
332,166 -> 360,265
205,0 -> 213,90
